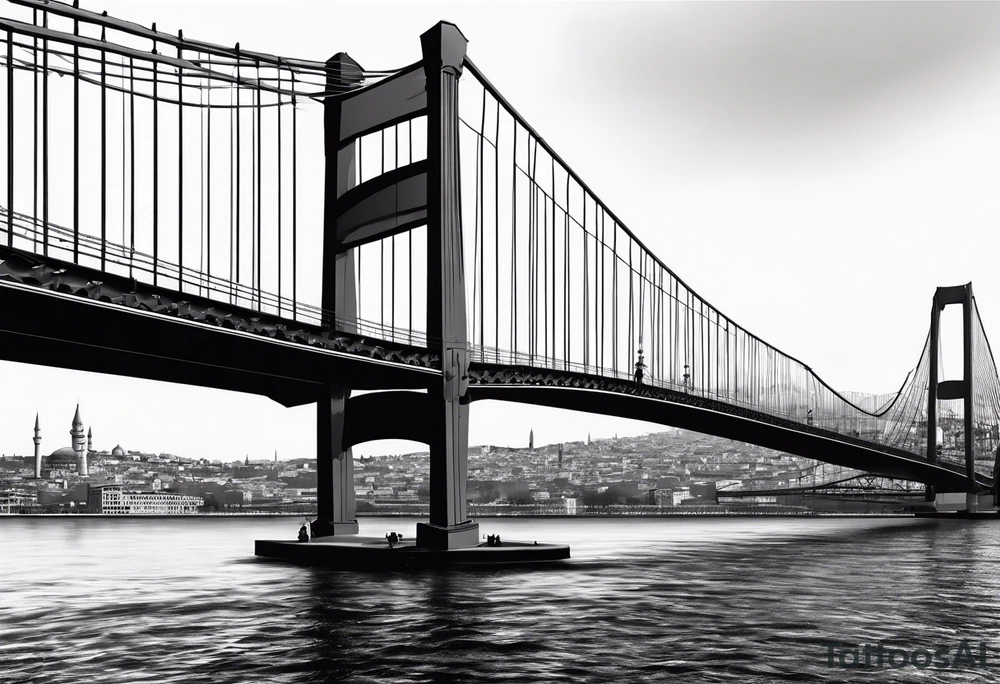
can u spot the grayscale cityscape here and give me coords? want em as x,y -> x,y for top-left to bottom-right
2,1 -> 999,682
3,402 -> 943,516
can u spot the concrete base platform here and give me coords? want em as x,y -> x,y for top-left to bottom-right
255,535 -> 570,569
310,519 -> 359,537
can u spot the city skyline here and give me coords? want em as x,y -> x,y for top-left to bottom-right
1,382 -> 633,461
0,1 -> 997,460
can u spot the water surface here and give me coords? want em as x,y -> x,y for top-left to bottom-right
2,516 -> 999,682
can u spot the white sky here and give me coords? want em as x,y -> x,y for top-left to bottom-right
1,1 -> 998,461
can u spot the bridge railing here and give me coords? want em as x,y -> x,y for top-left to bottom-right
470,341 -> 908,437
0,0 -> 397,330
0,203 -> 429,346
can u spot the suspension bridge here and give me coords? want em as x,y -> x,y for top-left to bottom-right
0,1 -> 998,552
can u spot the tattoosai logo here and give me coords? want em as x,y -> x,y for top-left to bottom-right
822,640 -> 989,670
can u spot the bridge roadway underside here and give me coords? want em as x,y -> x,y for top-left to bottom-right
467,370 -> 986,492
0,247 -> 439,407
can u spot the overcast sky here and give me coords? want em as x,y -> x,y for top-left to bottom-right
1,1 -> 998,461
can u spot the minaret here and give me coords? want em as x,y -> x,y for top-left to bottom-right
33,414 -> 42,478
529,428 -> 534,452
71,403 -> 88,477
87,426 -> 93,453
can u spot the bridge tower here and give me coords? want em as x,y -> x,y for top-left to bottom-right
315,22 -> 479,547
416,22 -> 479,548
310,50 -> 365,539
927,283 -> 984,512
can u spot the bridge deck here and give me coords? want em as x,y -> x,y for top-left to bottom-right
0,245 -> 989,491
0,246 -> 439,406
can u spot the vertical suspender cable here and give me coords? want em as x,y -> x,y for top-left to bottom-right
73,12 -> 79,262
564,172 -> 570,369
628,236 -> 633,373
478,87 -> 485,350
206,51 -> 212,296
198,51 -> 204,296
611,221 -> 618,376
128,57 -> 134,275
510,119 -> 516,354
276,59 -> 282,312
42,9 -> 47,255
408,118 -> 412,335
255,60 -> 262,309
357,139 -> 362,317
495,98 -> 500,356
32,11 -> 37,252
543,153 -> 548,363
6,29 -> 12,247
381,128 -> 385,328
234,44 -> 240,290
100,28 -> 106,269
583,196 -> 588,367
120,55 -> 125,252
228,62 -> 234,301
392,125 -> 396,334
178,35 -> 184,291
152,29 -> 159,284
594,211 -> 613,373
550,156 -> 555,366
292,72 -> 297,319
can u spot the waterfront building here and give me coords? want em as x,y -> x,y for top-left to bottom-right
87,484 -> 204,514
0,490 -> 32,513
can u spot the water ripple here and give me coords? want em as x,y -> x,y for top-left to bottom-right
3,516 -> 1000,683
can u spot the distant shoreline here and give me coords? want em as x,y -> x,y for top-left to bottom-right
1,512 -> 919,519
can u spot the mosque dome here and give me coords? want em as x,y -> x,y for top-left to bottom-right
111,445 -> 125,458
47,446 -> 79,466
